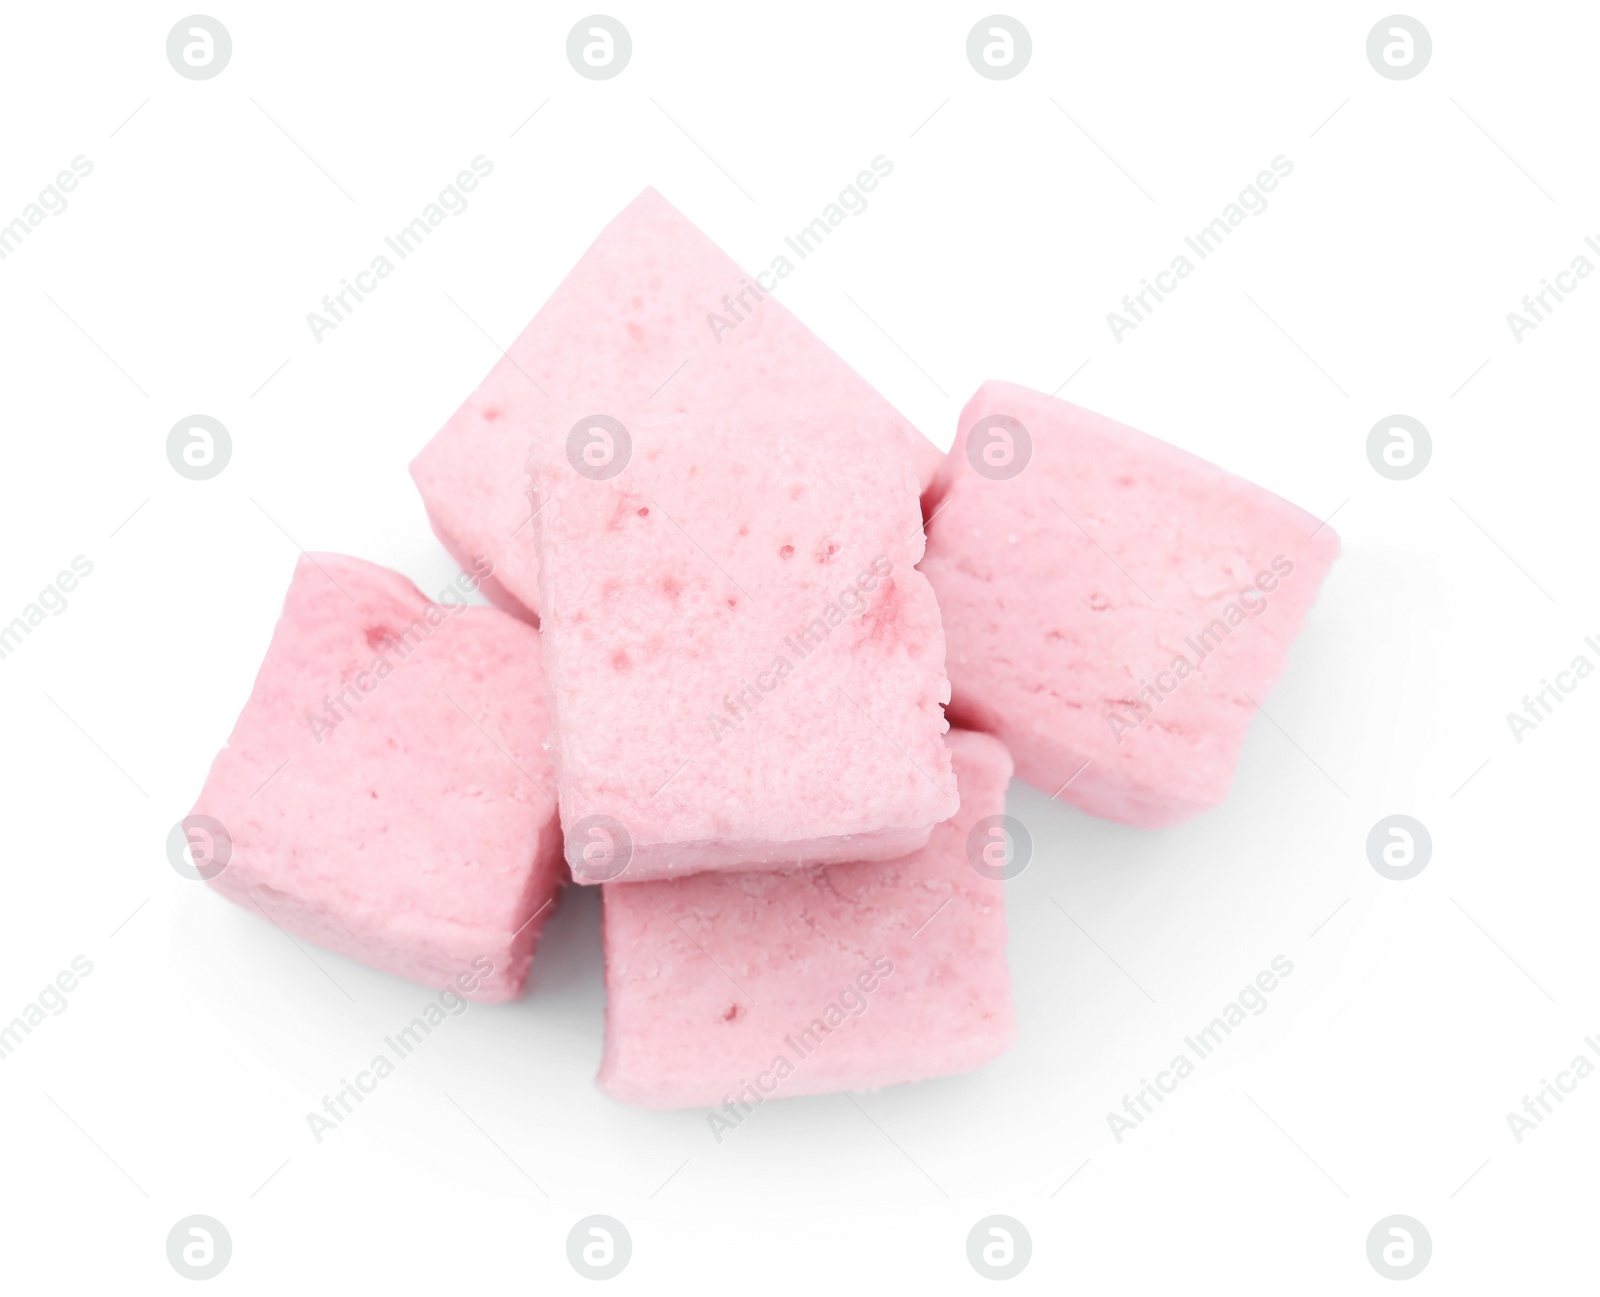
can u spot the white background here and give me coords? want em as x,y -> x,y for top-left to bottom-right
1,1 -> 1595,1291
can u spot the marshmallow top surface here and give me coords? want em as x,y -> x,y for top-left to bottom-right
922,380 -> 1340,826
533,410 -> 959,880
189,553 -> 562,999
409,187 -> 944,620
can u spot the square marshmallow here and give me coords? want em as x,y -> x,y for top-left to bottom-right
599,729 -> 1016,1109
186,554 -> 563,1001
533,411 -> 959,881
921,380 -> 1339,826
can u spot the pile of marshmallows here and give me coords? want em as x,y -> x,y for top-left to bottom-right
184,190 -> 1338,1110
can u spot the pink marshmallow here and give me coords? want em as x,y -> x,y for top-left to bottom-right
186,554 -> 563,1002
921,380 -> 1339,827
532,411 -> 959,882
409,187 -> 944,621
599,729 -> 1017,1110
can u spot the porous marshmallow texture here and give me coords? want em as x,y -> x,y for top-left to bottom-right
409,187 -> 944,620
599,729 -> 1016,1109
187,554 -> 563,1002
533,411 -> 959,882
921,380 -> 1339,827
